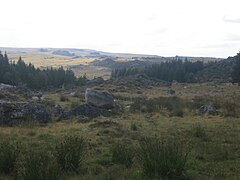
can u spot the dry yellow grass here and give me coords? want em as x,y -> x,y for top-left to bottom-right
8,53 -> 97,68
7,52 -> 112,79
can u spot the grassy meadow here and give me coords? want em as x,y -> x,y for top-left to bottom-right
0,83 -> 240,179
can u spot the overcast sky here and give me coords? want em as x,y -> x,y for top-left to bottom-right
0,0 -> 240,57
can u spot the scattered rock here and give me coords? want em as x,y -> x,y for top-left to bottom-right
76,115 -> 89,122
0,102 -> 51,125
208,90 -> 224,94
22,103 -> 51,122
87,77 -> 105,84
70,92 -> 76,96
85,88 -> 114,109
0,83 -> 16,91
70,104 -> 110,118
198,105 -> 217,115
166,89 -> 176,95
32,96 -> 40,101
52,104 -> 66,118
89,120 -> 120,129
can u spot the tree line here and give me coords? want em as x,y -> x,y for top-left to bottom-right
232,52 -> 240,85
0,51 -> 86,89
111,60 -> 204,83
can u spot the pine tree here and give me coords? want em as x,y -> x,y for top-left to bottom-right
0,52 -> 78,89
232,52 -> 240,85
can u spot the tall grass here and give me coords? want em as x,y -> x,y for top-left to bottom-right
222,101 -> 238,117
138,136 -> 190,179
55,135 -> 87,172
111,142 -> 135,168
0,139 -> 20,174
192,123 -> 208,141
16,150 -> 61,180
130,96 -> 185,117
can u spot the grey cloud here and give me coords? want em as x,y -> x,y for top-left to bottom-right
223,16 -> 240,23
198,43 -> 238,49
225,34 -> 240,41
145,14 -> 159,21
145,27 -> 168,36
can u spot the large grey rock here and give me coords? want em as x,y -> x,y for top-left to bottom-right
166,89 -> 176,95
51,104 -> 72,120
58,104 -> 111,121
71,104 -> 110,118
85,88 -> 114,109
87,77 -> 105,85
198,105 -> 217,115
0,102 -> 51,125
0,83 -> 16,91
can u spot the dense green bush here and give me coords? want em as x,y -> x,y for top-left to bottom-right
222,101 -> 238,117
192,123 -> 208,141
138,136 -> 190,179
111,143 -> 135,168
60,95 -> 69,102
0,140 -> 20,174
55,135 -> 87,172
16,150 -> 61,180
130,122 -> 138,131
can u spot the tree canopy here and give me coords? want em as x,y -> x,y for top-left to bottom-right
232,52 -> 240,84
0,51 -> 77,89
111,60 -> 204,83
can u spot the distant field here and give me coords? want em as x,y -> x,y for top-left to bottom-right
4,51 -> 111,79
8,53 -> 96,68
71,65 -> 111,79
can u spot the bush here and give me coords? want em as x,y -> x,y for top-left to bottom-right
222,101 -> 238,117
70,101 -> 80,109
138,136 -> 190,179
111,143 -> 135,168
130,123 -> 138,131
0,140 -> 20,174
60,95 -> 69,102
192,123 -> 208,141
170,109 -> 184,117
55,135 -> 87,172
42,99 -> 56,107
16,150 -> 61,180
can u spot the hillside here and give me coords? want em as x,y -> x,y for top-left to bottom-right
0,47 -> 224,80
196,57 -> 235,83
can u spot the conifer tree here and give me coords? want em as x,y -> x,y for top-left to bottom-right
232,52 -> 240,85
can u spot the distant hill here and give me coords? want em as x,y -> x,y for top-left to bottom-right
0,47 -> 158,58
196,57 -> 235,83
52,50 -> 75,56
0,47 -> 223,61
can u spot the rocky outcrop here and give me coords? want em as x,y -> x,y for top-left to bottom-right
0,102 -> 51,125
70,104 -> 110,119
87,77 -> 105,85
0,83 -> 16,91
198,105 -> 217,115
85,88 -> 114,109
166,89 -> 176,95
